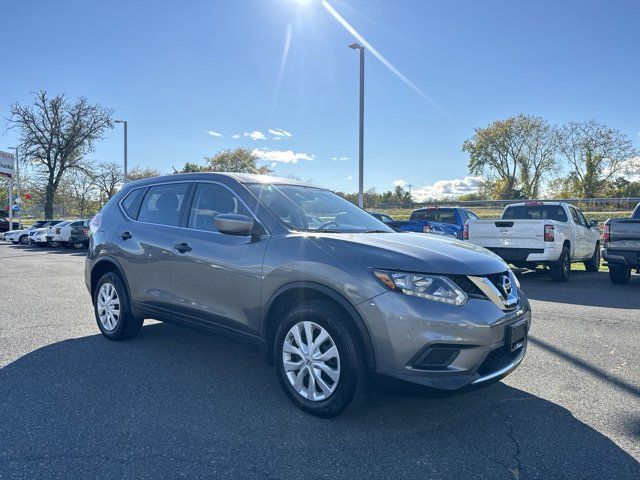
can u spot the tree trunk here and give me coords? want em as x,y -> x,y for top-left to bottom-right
44,183 -> 55,220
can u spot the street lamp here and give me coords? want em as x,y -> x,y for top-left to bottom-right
349,42 -> 365,208
114,119 -> 128,182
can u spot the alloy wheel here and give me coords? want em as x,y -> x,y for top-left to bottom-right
97,282 -> 120,331
282,321 -> 341,401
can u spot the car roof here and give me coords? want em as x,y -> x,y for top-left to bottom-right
126,172 -> 316,189
506,202 -> 566,207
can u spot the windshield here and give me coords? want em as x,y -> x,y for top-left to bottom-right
410,209 -> 458,224
502,205 -> 568,222
247,183 -> 394,233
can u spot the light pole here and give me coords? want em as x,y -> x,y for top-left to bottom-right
114,119 -> 128,181
349,42 -> 365,208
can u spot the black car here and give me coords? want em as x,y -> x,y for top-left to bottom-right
68,220 -> 91,248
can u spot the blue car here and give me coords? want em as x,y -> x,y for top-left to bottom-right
371,207 -> 479,239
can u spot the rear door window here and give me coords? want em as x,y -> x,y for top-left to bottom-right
138,183 -> 189,226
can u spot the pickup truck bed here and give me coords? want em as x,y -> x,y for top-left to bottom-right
466,202 -> 601,282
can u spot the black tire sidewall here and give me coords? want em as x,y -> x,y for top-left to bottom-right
274,300 -> 366,417
93,272 -> 134,340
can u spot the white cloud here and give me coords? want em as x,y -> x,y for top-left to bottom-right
244,130 -> 266,141
332,156 -> 349,161
252,148 -> 314,164
411,176 -> 485,202
231,134 -> 241,139
346,175 -> 353,181
205,130 -> 223,137
269,128 -> 292,140
393,179 -> 407,188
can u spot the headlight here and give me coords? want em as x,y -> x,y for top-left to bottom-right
373,269 -> 468,306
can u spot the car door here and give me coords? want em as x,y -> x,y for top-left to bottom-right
577,209 -> 599,258
113,182 -> 190,319
170,181 -> 268,339
569,206 -> 590,259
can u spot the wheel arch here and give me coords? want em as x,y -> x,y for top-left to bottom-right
90,257 -> 132,301
261,281 -> 377,372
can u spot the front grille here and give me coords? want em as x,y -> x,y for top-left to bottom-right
449,274 -> 485,297
477,344 -> 523,377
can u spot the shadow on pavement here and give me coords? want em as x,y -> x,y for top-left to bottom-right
2,243 -> 87,256
1,323 -> 638,479
517,269 -> 640,309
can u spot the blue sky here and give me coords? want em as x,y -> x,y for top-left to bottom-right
2,0 -> 639,199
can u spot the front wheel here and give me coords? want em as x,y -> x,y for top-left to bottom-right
19,235 -> 29,245
584,243 -> 601,272
609,266 -> 631,285
93,272 -> 143,340
550,247 -> 571,282
274,299 -> 369,418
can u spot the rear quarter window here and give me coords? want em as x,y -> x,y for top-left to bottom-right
120,188 -> 145,219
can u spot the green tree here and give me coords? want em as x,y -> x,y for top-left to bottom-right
176,148 -> 273,175
9,91 -> 113,219
463,114 -> 558,199
557,120 -> 638,198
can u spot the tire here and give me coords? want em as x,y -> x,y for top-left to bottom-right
93,272 -> 143,340
274,299 -> 369,418
609,266 -> 631,285
19,235 -> 28,245
49,241 -> 61,248
73,242 -> 85,249
584,243 -> 601,272
550,246 -> 571,282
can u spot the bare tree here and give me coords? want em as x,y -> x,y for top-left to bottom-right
518,117 -> 559,198
557,120 -> 639,198
67,166 -> 98,217
127,165 -> 162,181
8,91 -> 113,218
92,161 -> 124,200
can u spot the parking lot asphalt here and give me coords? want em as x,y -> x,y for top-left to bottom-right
0,243 -> 639,479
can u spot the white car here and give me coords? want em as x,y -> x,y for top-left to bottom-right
3,221 -> 62,245
465,202 -> 601,282
47,219 -> 90,247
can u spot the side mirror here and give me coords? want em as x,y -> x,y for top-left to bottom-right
589,220 -> 598,228
214,214 -> 255,236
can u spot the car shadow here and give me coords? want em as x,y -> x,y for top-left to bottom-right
1,323 -> 638,479
516,268 -> 640,309
2,243 -> 87,256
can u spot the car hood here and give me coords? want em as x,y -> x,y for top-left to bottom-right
6,229 -> 28,235
312,232 -> 509,276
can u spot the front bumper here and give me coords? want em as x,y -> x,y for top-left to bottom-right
357,289 -> 531,390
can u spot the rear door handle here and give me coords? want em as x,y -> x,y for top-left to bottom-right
118,231 -> 132,240
173,242 -> 192,253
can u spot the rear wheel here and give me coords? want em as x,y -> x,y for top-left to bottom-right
274,299 -> 369,418
49,241 -> 61,248
584,243 -> 601,272
550,246 -> 571,282
93,272 -> 143,340
609,266 -> 631,285
19,235 -> 28,245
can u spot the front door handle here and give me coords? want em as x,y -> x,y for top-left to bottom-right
173,242 -> 192,253
118,231 -> 132,240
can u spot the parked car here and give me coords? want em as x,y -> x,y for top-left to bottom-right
379,207 -> 479,239
68,220 -> 91,248
602,203 -> 640,284
3,221 -> 60,245
0,218 -> 21,237
28,220 -> 66,247
368,211 -> 395,224
86,173 -> 531,417
465,202 -> 600,282
46,219 -> 90,247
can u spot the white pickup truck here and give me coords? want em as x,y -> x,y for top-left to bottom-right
464,202 -> 601,281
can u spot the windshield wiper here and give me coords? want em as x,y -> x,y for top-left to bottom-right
364,229 -> 391,233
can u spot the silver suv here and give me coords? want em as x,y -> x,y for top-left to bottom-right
85,173 -> 531,417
